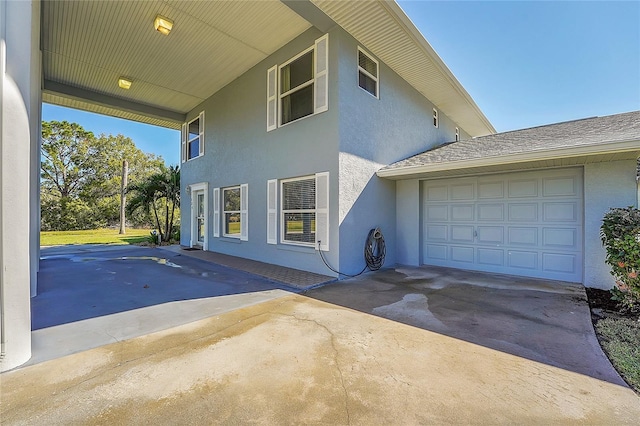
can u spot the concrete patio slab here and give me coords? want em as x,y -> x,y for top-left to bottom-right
2,294 -> 639,425
4,246 -> 637,423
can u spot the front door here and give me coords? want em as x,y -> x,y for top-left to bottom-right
195,191 -> 205,246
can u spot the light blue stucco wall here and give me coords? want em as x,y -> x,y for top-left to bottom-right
335,30 -> 469,274
584,160 -> 638,289
180,25 -> 471,277
180,28 -> 341,276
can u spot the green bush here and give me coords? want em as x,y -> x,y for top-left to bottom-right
601,207 -> 640,312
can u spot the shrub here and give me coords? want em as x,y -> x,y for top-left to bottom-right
601,207 -> 640,312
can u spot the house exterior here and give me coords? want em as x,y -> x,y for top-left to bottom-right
0,0 -> 637,373
178,24 -> 492,278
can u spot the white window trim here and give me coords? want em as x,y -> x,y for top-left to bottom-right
357,46 -> 379,99
268,34 -> 329,131
455,127 -> 460,141
189,182 -> 208,250
222,185 -> 242,239
280,175 -> 316,248
277,172 -> 329,250
433,108 -> 439,128
183,111 -> 205,162
278,46 -> 314,128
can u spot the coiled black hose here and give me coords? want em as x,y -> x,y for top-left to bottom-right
318,227 -> 386,277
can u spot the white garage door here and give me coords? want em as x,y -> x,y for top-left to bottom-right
422,168 -> 583,282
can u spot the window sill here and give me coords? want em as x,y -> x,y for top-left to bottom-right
276,243 -> 316,254
276,109 -> 326,130
220,237 -> 242,244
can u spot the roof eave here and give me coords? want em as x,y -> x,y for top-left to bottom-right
377,138 -> 640,180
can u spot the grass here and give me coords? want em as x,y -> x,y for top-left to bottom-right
595,317 -> 640,392
41,228 -> 151,246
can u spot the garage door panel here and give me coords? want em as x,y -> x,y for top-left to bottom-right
426,186 -> 448,201
543,176 -> 578,197
477,226 -> 503,244
451,246 -> 474,263
451,183 -> 474,200
451,204 -> 474,221
508,227 -> 538,246
508,203 -> 538,222
543,202 -> 578,222
543,252 -> 578,274
542,227 -> 577,248
508,250 -> 538,270
426,244 -> 447,260
509,179 -> 538,198
427,205 -> 448,221
451,225 -> 475,242
426,225 -> 447,241
478,204 -> 504,221
478,181 -> 504,199
422,167 -> 583,282
478,248 -> 504,266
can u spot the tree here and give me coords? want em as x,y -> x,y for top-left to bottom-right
41,121 -> 168,230
126,165 -> 180,242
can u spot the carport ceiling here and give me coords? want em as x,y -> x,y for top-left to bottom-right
41,0 -> 312,129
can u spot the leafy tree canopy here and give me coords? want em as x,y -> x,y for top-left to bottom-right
41,120 -> 170,231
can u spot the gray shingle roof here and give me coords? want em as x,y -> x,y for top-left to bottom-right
382,111 -> 640,172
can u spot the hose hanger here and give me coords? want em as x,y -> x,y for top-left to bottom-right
318,227 -> 386,277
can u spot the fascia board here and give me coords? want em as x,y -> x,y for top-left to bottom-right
377,138 -> 640,179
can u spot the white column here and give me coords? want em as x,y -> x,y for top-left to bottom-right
1,0 -> 41,372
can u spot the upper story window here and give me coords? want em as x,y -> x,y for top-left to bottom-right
433,108 -> 439,128
358,47 -> 379,98
181,111 -> 204,163
266,34 -> 329,131
455,127 -> 460,141
280,49 -> 314,125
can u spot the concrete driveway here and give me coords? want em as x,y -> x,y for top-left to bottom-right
2,246 -> 639,424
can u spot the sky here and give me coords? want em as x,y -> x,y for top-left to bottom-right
43,0 -> 640,163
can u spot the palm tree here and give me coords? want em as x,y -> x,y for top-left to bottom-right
126,165 -> 180,242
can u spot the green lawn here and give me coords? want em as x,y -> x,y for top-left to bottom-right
41,228 -> 151,246
595,317 -> 640,392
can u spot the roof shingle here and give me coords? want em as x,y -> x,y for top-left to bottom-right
382,111 -> 640,172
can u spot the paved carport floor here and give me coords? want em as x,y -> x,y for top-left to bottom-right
2,292 -> 639,424
3,249 -> 638,423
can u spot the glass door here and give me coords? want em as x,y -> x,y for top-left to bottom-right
196,191 -> 205,245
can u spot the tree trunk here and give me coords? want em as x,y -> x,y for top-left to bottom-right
119,160 -> 128,234
152,199 -> 164,242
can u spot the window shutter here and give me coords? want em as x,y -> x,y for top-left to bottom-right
315,172 -> 329,251
266,65 -> 278,131
181,123 -> 187,163
267,179 -> 278,244
213,187 -> 220,238
240,184 -> 248,241
314,34 -> 329,114
198,111 -> 205,156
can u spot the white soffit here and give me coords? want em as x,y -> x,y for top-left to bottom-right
42,0 -> 311,127
311,0 -> 495,137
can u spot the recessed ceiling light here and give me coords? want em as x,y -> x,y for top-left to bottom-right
118,77 -> 132,90
154,15 -> 173,35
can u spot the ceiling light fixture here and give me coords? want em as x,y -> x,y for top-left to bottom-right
118,77 -> 132,90
154,15 -> 173,35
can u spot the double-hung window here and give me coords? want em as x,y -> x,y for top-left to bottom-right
181,111 -> 204,162
213,184 -> 248,241
358,47 -> 379,98
266,34 -> 328,131
267,172 -> 329,251
281,176 -> 316,245
223,186 -> 241,238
